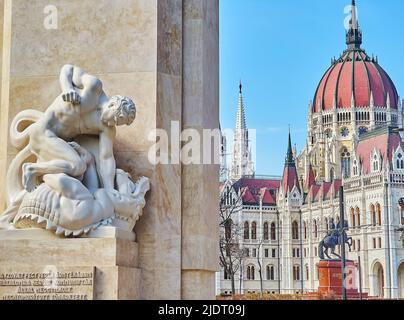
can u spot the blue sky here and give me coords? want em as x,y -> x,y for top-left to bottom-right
220,0 -> 404,176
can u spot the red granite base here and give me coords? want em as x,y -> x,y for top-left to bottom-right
317,260 -> 367,299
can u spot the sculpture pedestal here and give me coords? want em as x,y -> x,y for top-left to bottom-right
318,260 -> 366,299
0,229 -> 140,300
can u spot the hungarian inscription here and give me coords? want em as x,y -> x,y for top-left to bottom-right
0,266 -> 94,300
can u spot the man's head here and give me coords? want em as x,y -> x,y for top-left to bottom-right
102,95 -> 136,127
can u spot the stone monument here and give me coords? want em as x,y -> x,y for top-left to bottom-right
0,64 -> 150,236
0,0 -> 219,300
0,64 -> 150,300
317,220 -> 365,299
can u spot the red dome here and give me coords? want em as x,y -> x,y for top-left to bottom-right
313,50 -> 398,113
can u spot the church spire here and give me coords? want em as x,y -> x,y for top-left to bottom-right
285,128 -> 295,166
346,0 -> 362,50
281,131 -> 300,195
230,82 -> 255,180
236,81 -> 247,131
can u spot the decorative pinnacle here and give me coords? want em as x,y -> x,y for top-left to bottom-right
346,0 -> 362,50
285,129 -> 295,166
236,82 -> 247,131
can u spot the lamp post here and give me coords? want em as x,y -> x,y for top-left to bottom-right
339,186 -> 347,300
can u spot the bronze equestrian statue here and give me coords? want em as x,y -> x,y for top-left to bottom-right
319,219 -> 352,260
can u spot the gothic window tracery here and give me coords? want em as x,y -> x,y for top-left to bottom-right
341,127 -> 350,137
358,127 -> 368,135
292,221 -> 299,240
264,222 -> 269,240
266,265 -> 275,281
372,153 -> 379,172
353,159 -> 359,176
341,148 -> 351,178
397,153 -> 404,170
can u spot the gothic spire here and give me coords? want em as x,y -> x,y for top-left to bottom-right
285,129 -> 295,166
236,81 -> 247,131
346,0 -> 362,50
281,131 -> 300,195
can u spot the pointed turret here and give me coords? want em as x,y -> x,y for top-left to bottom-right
346,0 -> 362,50
386,92 -> 391,109
230,82 -> 255,180
281,131 -> 300,195
370,90 -> 374,107
236,81 -> 247,131
351,91 -> 356,108
285,130 -> 294,166
304,163 -> 316,191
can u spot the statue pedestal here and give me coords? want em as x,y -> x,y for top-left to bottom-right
318,260 -> 366,299
0,229 -> 140,300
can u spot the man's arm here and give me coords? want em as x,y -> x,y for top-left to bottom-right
60,64 -> 82,104
59,64 -> 103,104
99,127 -> 117,191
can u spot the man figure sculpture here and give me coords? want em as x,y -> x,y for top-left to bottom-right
23,64 -> 136,192
0,65 -> 148,235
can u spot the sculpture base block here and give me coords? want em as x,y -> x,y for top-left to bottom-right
318,260 -> 366,299
0,230 -> 140,300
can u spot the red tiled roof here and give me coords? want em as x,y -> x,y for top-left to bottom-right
322,182 -> 332,200
356,128 -> 403,174
281,165 -> 300,195
235,178 -> 280,190
260,188 -> 277,206
241,187 -> 257,205
304,179 -> 342,204
234,178 -> 280,206
313,51 -> 398,112
305,164 -> 316,190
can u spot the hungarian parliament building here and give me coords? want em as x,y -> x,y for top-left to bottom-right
217,1 -> 404,298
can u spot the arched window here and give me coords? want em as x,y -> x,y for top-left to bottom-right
266,265 -> 275,281
376,203 -> 382,226
351,208 -> 356,228
314,220 -> 318,238
271,222 -> 276,240
341,147 -> 351,178
293,265 -> 300,281
247,266 -> 255,280
304,221 -> 307,239
330,168 -> 334,182
263,222 -> 269,240
292,221 -> 299,240
244,221 -> 249,240
353,160 -> 358,176
371,204 -> 376,226
225,219 -> 232,240
356,207 -> 361,227
397,153 -> 404,169
305,265 -> 309,281
373,154 -> 379,172
325,218 -> 329,233
251,222 -> 257,240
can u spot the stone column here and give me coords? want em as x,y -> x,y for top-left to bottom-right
181,0 -> 219,300
0,0 -> 219,300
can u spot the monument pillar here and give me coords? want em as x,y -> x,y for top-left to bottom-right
181,0 -> 219,300
0,0 -> 219,300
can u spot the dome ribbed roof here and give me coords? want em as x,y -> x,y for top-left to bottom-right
313,50 -> 398,113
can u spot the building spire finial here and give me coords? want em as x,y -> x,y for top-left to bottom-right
346,0 -> 362,50
285,129 -> 295,166
235,81 -> 247,131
